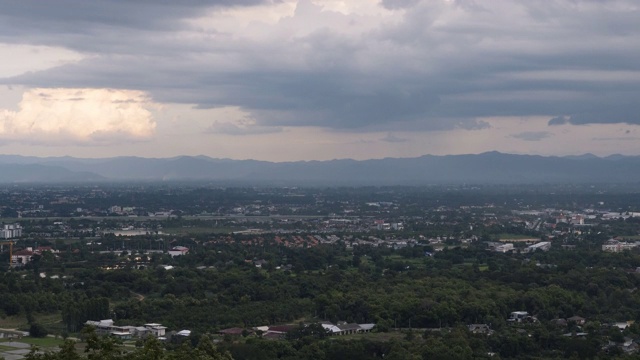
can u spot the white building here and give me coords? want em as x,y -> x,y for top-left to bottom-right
495,243 -> 514,253
85,319 -> 167,339
508,311 -> 530,322
0,224 -> 22,239
602,239 -> 638,253
168,246 -> 189,257
144,323 -> 167,337
524,242 -> 551,253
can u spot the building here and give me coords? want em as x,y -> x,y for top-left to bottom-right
524,242 -> 551,253
320,321 -> 375,336
85,319 -> 167,339
168,246 -> 189,257
508,311 -> 530,322
11,246 -> 59,266
602,239 -> 638,253
468,324 -> 494,335
0,224 -> 22,239
495,243 -> 514,253
144,323 -> 167,337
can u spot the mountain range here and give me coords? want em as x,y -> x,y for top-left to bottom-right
0,152 -> 639,185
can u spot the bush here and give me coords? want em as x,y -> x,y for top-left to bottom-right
29,323 -> 49,338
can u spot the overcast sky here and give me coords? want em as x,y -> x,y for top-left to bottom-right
1,0 -> 639,161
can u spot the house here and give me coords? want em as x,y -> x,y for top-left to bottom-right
567,316 -> 586,325
614,321 -> 634,330
144,323 -> 167,337
320,322 -> 375,336
11,246 -> 60,266
218,327 -> 245,336
85,320 -> 167,339
523,242 -> 551,253
337,323 -> 361,335
468,324 -> 493,335
168,246 -> 189,257
508,311 -> 533,323
495,243 -> 514,253
12,249 -> 34,265
254,259 -> 268,268
602,239 -> 638,253
85,319 -> 134,338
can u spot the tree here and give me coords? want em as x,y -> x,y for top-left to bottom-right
29,323 -> 49,338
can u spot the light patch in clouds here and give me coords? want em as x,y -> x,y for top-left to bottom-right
592,137 -> 640,141
0,43 -> 83,78
380,133 -> 408,143
203,106 -> 284,136
0,88 -> 157,145
510,131 -> 552,142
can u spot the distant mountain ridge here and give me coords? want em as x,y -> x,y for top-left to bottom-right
0,152 -> 638,184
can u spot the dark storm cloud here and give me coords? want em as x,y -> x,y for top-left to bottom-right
2,0 -> 640,132
0,1 -> 272,32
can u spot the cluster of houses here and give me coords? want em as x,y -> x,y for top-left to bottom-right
85,319 -> 169,340
84,319 -> 374,342
487,241 -> 551,254
602,239 -> 639,253
218,321 -> 376,340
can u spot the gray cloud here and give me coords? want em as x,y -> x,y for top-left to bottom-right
380,0 -> 420,10
592,137 -> 640,141
2,0 -> 640,133
380,133 -> 409,143
205,122 -> 283,136
548,116 -> 568,126
510,131 -> 553,142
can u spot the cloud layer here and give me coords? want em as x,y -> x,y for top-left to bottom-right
0,0 -> 639,158
0,88 -> 156,145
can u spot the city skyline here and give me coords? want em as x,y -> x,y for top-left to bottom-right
1,0 -> 640,161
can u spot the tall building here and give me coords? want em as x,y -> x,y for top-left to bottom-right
0,223 -> 23,239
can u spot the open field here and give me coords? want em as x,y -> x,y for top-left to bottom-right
0,313 -> 64,334
4,337 -> 65,348
162,226 -> 239,235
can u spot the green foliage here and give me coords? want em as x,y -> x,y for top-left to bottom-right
29,322 -> 49,338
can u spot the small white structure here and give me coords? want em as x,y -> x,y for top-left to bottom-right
176,330 -> 191,337
508,311 -> 529,322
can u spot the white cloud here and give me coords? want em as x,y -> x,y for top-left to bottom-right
0,88 -> 157,145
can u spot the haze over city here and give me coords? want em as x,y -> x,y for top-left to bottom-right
1,0 -> 640,161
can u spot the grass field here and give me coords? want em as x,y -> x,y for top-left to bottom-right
9,337 -> 65,348
497,233 -> 539,241
0,313 -> 64,334
339,331 -> 410,342
162,226 -> 239,235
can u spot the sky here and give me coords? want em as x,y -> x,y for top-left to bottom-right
1,0 -> 639,161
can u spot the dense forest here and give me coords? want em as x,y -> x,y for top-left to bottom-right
5,236 -> 640,359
